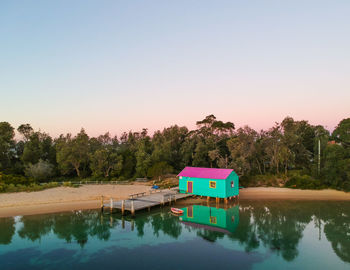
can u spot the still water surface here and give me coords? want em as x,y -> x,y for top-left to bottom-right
0,201 -> 349,270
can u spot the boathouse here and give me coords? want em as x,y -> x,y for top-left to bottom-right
180,205 -> 239,234
178,167 -> 239,199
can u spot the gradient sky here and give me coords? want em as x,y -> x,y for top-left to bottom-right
1,0 -> 349,137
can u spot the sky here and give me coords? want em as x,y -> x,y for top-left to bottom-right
0,0 -> 349,137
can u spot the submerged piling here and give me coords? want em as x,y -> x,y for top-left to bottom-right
131,200 -> 135,216
110,198 -> 113,213
121,200 -> 125,215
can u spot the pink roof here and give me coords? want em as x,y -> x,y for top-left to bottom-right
178,167 -> 233,180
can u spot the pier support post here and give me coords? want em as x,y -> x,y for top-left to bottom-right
110,198 -> 113,213
121,200 -> 125,215
207,196 -> 210,202
162,195 -> 165,206
100,195 -> 104,213
224,198 -> 228,204
122,217 -> 125,229
131,219 -> 135,231
131,200 -> 135,216
110,216 -> 113,227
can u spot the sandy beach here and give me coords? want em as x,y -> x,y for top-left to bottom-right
0,185 -> 350,217
0,184 -> 151,217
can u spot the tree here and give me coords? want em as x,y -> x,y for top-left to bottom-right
147,161 -> 173,179
25,159 -> 55,181
227,126 -> 258,176
322,144 -> 350,189
151,125 -> 188,171
208,149 -> 228,168
193,115 -> 234,168
90,149 -> 123,177
134,138 -> 151,177
333,118 -> 350,148
0,122 -> 15,172
56,129 -> 90,177
17,124 -> 34,141
89,132 -> 123,178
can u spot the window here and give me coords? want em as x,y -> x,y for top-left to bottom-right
179,176 -> 182,179
209,181 -> 216,189
210,216 -> 217,224
231,181 -> 234,188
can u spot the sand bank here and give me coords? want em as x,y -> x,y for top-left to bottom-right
0,186 -> 349,217
0,184 -> 150,217
239,187 -> 350,201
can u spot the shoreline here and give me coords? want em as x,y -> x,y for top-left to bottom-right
0,186 -> 350,218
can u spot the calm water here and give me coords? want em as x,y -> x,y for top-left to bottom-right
0,201 -> 350,270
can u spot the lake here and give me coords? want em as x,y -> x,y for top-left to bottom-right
0,200 -> 349,270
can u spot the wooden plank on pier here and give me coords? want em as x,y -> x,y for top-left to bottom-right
103,189 -> 191,214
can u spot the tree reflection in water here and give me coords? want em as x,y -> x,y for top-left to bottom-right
319,202 -> 350,263
0,201 -> 349,264
0,217 -> 15,245
229,201 -> 313,261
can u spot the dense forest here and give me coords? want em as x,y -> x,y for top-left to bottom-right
0,115 -> 349,192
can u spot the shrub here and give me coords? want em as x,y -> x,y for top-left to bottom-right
62,181 -> 72,187
0,182 -> 5,192
147,162 -> 173,179
340,181 -> 350,192
25,160 -> 54,181
285,174 -> 323,190
0,172 -> 32,185
240,174 -> 286,187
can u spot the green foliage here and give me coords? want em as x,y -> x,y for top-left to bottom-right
0,172 -> 32,185
321,144 -> 350,189
333,118 -> 350,148
147,161 -> 173,179
0,122 -> 15,172
90,149 -> 123,177
134,131 -> 152,178
25,159 -> 55,181
89,133 -> 123,178
241,174 -> 286,187
0,116 -> 349,192
0,173 -> 59,193
285,174 -> 324,190
56,129 -> 90,177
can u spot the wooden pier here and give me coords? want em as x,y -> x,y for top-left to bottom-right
102,188 -> 192,215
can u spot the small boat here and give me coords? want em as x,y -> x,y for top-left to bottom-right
171,208 -> 184,215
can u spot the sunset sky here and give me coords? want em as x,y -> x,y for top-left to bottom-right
1,0 -> 349,137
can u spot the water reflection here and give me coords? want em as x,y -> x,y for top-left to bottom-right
179,205 -> 239,242
0,217 -> 15,245
0,201 -> 349,265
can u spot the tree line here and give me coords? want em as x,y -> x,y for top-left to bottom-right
0,115 -> 349,190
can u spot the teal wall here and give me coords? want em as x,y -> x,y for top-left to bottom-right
180,205 -> 239,234
179,171 -> 239,198
225,172 -> 239,197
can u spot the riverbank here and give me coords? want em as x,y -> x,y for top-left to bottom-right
0,185 -> 350,217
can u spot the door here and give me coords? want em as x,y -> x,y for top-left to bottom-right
187,181 -> 193,193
